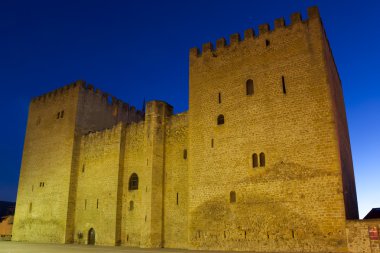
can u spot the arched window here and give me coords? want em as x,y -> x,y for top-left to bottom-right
246,79 -> 254,95
217,114 -> 224,125
260,152 -> 265,167
252,153 -> 258,168
230,191 -> 236,203
129,173 -> 139,190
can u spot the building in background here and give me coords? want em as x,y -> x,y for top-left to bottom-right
0,201 -> 15,240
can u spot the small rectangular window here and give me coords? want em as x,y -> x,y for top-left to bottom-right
183,149 -> 187,159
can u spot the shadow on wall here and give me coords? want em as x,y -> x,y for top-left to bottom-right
189,162 -> 345,252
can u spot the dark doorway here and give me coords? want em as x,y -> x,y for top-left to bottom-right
88,228 -> 95,245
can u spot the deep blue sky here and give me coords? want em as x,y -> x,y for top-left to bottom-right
0,0 -> 379,218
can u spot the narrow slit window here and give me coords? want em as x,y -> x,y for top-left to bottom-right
60,110 -> 64,118
129,201 -> 134,211
56,112 -> 60,119
265,39 -> 270,47
282,76 -> 286,94
217,114 -> 224,125
211,139 -> 214,148
246,79 -> 254,95
97,199 -> 99,209
230,191 -> 236,203
176,193 -> 179,205
183,149 -> 187,159
82,164 -> 85,173
29,202 -> 32,213
85,199 -> 87,210
260,152 -> 265,167
218,92 -> 221,104
252,153 -> 258,168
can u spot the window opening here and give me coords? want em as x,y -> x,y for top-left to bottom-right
183,149 -> 187,159
246,79 -> 254,95
252,153 -> 258,168
282,76 -> 287,94
217,114 -> 224,125
129,201 -> 134,211
260,152 -> 265,167
230,191 -> 236,203
129,173 -> 139,190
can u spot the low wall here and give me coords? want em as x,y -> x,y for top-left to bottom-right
346,219 -> 380,253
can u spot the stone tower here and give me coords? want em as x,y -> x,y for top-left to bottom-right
12,81 -> 143,243
188,6 -> 358,252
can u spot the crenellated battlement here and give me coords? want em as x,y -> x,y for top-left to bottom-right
31,80 -> 85,103
189,6 -> 320,59
82,83 -> 144,117
31,80 -> 144,117
82,122 -> 124,139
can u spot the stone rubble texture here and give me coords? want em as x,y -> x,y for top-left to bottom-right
12,6 -> 379,253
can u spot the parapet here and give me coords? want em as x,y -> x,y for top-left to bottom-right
145,100 -> 173,118
82,122 -> 125,142
30,80 -> 144,119
31,80 -> 86,103
190,6 -> 320,59
82,83 -> 145,119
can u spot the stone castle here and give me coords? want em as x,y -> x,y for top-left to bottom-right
12,6 -> 380,253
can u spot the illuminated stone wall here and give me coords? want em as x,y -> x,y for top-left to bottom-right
13,6 -> 368,252
13,81 -> 143,243
188,6 -> 354,252
346,220 -> 380,253
74,123 -> 124,246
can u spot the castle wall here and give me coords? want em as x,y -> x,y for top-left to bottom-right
346,220 -> 380,253
13,80 -> 144,244
188,7 -> 348,252
13,6 -> 364,252
121,121 -> 146,246
74,123 -> 124,246
13,83 -> 82,243
65,83 -> 143,242
321,28 -> 359,220
163,112 -> 188,249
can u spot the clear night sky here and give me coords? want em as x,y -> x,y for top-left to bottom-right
0,0 -> 379,218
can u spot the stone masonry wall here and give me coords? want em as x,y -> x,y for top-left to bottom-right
346,220 -> 380,253
74,123 -> 124,246
163,112 -> 188,249
188,7 -> 348,252
321,28 -> 359,220
13,82 -> 82,243
121,121 -> 146,247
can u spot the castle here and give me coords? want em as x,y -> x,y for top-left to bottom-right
12,6 -> 380,253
